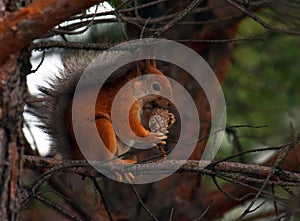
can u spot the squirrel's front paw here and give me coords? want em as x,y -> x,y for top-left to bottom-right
168,113 -> 176,128
145,131 -> 168,146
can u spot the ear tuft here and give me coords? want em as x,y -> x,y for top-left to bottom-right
136,61 -> 145,75
136,60 -> 157,75
145,60 -> 157,72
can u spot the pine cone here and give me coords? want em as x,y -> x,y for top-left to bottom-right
148,108 -> 176,158
149,108 -> 175,133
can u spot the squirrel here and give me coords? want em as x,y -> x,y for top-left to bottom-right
33,51 -> 174,164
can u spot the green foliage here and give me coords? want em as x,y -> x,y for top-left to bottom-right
86,23 -> 125,43
107,0 -> 124,8
221,17 -> 300,162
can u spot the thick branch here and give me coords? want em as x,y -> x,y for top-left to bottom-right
23,156 -> 300,185
0,0 -> 104,65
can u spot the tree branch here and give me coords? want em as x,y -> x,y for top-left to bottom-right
23,156 -> 300,185
0,0 -> 105,65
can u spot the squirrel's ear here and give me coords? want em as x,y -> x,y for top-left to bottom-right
136,61 -> 145,75
145,60 -> 157,73
151,60 -> 157,68
136,60 -> 156,75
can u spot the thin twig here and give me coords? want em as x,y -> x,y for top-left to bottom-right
151,0 -> 204,37
35,193 -> 83,221
91,178 -> 114,221
211,175 -> 241,201
225,0 -> 300,35
31,40 -> 113,51
130,184 -> 159,221
119,0 -> 168,13
193,205 -> 210,221
236,139 -> 296,220
53,4 -> 99,35
168,208 -> 174,221
140,17 -> 151,39
271,185 -> 280,221
176,37 -> 265,43
30,51 -> 45,73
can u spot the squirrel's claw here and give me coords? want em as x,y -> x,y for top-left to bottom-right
168,113 -> 176,128
146,131 -> 168,146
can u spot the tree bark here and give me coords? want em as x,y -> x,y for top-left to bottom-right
0,1 -> 104,220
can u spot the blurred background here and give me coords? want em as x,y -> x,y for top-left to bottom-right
20,0 -> 300,220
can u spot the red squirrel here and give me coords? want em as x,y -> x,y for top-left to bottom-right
35,51 -> 174,163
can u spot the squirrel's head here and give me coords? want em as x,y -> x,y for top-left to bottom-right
132,60 -> 173,110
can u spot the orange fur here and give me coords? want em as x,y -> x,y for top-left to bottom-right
66,60 -> 172,162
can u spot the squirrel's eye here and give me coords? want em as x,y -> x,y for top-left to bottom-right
152,82 -> 161,91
